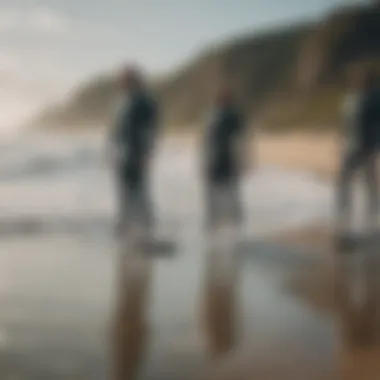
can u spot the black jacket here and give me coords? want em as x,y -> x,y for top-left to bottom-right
112,90 -> 158,177
358,87 -> 380,149
204,105 -> 245,181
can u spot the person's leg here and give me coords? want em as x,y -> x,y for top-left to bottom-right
116,163 -> 145,236
137,174 -> 154,233
115,169 -> 130,236
225,176 -> 243,227
122,162 -> 154,237
363,151 -> 379,229
205,164 -> 239,231
205,180 -> 219,232
336,149 -> 363,233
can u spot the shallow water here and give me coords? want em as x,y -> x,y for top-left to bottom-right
0,134 -> 331,235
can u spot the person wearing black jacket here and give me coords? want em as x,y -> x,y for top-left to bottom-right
108,66 -> 158,235
202,85 -> 247,229
336,70 -> 380,236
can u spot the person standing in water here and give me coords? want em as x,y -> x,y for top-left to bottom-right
203,83 -> 248,230
336,69 -> 380,239
201,83 -> 248,359
108,65 -> 159,236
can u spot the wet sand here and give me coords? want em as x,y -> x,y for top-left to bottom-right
201,226 -> 380,380
1,226 -> 380,380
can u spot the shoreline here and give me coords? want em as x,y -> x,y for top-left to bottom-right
167,130 -> 340,182
18,128 -> 341,181
8,129 -> 339,244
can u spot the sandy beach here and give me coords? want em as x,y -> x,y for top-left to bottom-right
257,131 -> 340,181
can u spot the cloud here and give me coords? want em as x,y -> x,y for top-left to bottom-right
0,51 -> 24,88
0,50 -> 51,93
0,50 -> 53,132
29,7 -> 70,34
0,9 -> 21,31
0,51 -> 19,72
0,7 -> 70,35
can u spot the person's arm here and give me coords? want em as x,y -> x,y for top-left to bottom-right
205,111 -> 216,162
359,89 -> 379,132
232,111 -> 250,175
340,92 -> 358,156
204,109 -> 223,175
141,97 -> 160,167
105,98 -> 131,169
148,99 -> 159,155
104,114 -> 119,169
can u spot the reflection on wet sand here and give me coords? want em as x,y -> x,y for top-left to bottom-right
199,241 -> 333,380
334,256 -> 377,347
4,227 -> 380,380
337,343 -> 380,380
200,231 -> 380,380
276,225 -> 380,346
334,240 -> 380,380
111,234 -> 154,380
201,224 -> 241,360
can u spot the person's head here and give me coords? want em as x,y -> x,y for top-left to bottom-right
348,67 -> 366,91
348,66 -> 378,91
215,82 -> 235,106
363,70 -> 379,90
119,64 -> 144,93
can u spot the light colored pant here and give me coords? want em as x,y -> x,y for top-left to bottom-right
116,172 -> 153,232
205,179 -> 242,229
336,147 -> 379,230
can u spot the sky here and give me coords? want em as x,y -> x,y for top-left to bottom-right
0,0 -> 367,130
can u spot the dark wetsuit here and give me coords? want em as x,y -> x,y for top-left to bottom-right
337,87 -> 380,230
111,90 -> 158,231
203,104 -> 245,227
